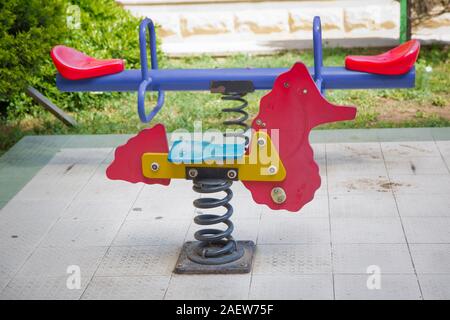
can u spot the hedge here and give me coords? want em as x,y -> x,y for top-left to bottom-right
0,0 -> 162,119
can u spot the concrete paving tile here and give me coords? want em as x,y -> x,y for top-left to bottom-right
332,244 -> 415,274
331,218 -> 406,244
0,136 -> 65,170
315,175 -> 328,196
0,149 -> 45,171
165,274 -> 250,300
329,194 -> 398,218
0,218 -> 56,249
431,128 -> 450,141
0,276 -> 87,300
312,143 -> 326,161
81,276 -> 170,300
65,147 -> 112,159
0,199 -> 68,223
62,200 -> 132,221
334,274 -> 422,300
24,148 -> 109,185
77,177 -> 143,203
0,277 -> 10,293
442,157 -> 450,170
17,246 -> 107,278
385,157 -> 449,175
258,216 -> 330,244
377,128 -> 434,142
227,199 -> 263,220
40,219 -> 123,248
197,184 -> 264,219
226,181 -> 252,198
381,141 -> 441,159
253,244 -> 332,275
327,158 -> 387,177
0,246 -> 34,279
0,174 -> 40,203
249,274 -> 333,300
436,140 -> 450,158
418,274 -> 450,300
137,191 -> 262,222
311,129 -> 379,143
2,135 -> 450,299
63,135 -> 131,148
0,157 -> 37,174
326,143 -> 383,161
17,135 -> 69,151
128,195 -> 195,221
328,174 -> 392,195
0,165 -> 42,181
76,164 -> 143,202
0,201 -> 7,210
261,195 -> 329,218
103,150 -> 114,164
390,175 -> 450,195
316,158 -> 326,174
298,195 -> 329,218
11,148 -> 106,202
138,181 -> 197,201
313,143 -> 326,169
14,179 -> 89,202
396,194 -> 450,217
410,244 -> 450,273
40,148 -> 111,169
0,183 -> 25,203
112,219 -> 190,247
96,246 -> 179,276
402,217 -> 450,244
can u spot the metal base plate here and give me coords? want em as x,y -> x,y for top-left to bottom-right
174,241 -> 255,274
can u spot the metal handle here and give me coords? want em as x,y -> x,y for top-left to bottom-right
313,16 -> 324,94
138,18 -> 165,123
138,78 -> 164,123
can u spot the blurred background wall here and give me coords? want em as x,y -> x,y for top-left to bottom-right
116,0 -> 449,56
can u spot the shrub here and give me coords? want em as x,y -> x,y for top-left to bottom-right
0,0 -> 163,119
0,0 -> 66,115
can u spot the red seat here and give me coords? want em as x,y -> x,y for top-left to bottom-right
50,45 -> 125,80
345,40 -> 420,75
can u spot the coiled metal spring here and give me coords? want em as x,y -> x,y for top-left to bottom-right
221,92 -> 250,146
188,179 -> 244,265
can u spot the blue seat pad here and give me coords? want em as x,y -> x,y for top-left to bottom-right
168,140 -> 245,163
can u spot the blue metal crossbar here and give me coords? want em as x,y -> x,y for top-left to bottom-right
57,67 -> 415,92
56,16 -> 416,123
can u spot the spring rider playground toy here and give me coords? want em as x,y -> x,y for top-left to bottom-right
51,17 -> 420,273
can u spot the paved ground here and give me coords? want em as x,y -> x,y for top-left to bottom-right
0,128 -> 449,300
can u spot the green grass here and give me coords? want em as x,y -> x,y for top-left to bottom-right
1,44 -> 449,156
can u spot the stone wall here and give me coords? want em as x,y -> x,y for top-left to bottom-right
117,0 -> 448,55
